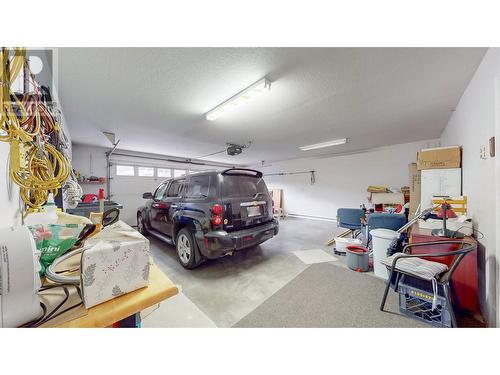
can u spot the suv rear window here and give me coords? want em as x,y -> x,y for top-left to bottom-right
222,175 -> 269,198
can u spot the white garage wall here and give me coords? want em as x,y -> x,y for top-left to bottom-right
440,48 -> 499,327
0,143 -> 21,227
71,144 -> 108,196
258,139 -> 439,221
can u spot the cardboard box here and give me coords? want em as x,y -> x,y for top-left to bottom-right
370,192 -> 404,205
408,163 -> 421,218
417,146 -> 461,170
81,221 -> 150,308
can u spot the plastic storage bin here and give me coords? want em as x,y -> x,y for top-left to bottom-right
397,280 -> 452,328
370,228 -> 399,279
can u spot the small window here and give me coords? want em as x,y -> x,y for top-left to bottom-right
166,180 -> 184,197
138,166 -> 154,177
116,165 -> 135,176
157,168 -> 172,178
186,175 -> 210,198
173,169 -> 186,178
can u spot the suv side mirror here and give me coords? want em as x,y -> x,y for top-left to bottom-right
142,192 -> 153,199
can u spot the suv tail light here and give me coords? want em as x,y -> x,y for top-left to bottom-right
212,215 -> 222,226
212,204 -> 223,215
211,204 -> 223,228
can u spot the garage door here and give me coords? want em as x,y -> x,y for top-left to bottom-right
110,161 -> 195,226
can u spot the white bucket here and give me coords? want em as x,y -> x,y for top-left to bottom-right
335,237 -> 362,254
370,228 -> 399,279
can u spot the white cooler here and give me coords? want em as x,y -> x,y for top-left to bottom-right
370,228 -> 399,279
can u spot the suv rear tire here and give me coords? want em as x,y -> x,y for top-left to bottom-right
137,213 -> 148,235
176,228 -> 202,269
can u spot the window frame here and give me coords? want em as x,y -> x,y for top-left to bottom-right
173,169 -> 187,178
138,166 -> 155,177
165,179 -> 185,198
157,167 -> 173,178
116,164 -> 135,177
153,181 -> 170,201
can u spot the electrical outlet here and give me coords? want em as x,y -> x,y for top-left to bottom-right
480,145 -> 488,159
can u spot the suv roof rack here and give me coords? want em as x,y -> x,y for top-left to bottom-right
221,168 -> 263,178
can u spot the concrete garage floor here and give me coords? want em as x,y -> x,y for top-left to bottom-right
144,217 -> 347,327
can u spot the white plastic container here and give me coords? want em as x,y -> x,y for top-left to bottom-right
370,228 -> 399,279
24,193 -> 58,226
335,237 -> 362,254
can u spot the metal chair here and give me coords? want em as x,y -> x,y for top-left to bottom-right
380,240 -> 475,328
337,208 -> 365,238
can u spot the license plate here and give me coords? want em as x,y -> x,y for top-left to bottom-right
247,205 -> 261,217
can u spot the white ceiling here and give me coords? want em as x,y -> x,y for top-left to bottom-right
58,48 -> 486,165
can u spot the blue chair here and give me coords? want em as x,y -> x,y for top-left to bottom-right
337,208 -> 365,238
367,213 -> 407,231
364,213 -> 407,242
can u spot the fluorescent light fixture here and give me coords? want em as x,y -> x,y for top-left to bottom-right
205,77 -> 271,121
299,138 -> 348,151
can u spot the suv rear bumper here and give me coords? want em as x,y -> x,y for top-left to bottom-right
197,219 -> 279,259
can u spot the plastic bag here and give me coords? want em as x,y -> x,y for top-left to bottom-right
28,224 -> 85,275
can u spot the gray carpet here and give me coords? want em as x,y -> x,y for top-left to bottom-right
234,263 -> 428,328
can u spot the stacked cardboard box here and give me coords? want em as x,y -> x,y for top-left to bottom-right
409,146 -> 462,217
416,146 -> 461,170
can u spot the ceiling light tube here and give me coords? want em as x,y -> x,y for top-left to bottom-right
205,77 -> 271,121
299,138 -> 348,151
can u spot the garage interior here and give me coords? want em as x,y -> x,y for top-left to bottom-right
1,46 -> 499,330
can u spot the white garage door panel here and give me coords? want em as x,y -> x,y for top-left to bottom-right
111,173 -> 161,226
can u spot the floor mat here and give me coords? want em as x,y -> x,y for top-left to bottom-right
293,249 -> 338,264
234,263 -> 428,328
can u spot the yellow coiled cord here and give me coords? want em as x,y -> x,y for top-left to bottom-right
1,47 -> 70,211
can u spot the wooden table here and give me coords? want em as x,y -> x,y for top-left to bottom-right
409,225 -> 480,316
45,264 -> 178,328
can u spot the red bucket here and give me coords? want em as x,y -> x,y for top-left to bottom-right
346,245 -> 369,272
346,245 -> 368,253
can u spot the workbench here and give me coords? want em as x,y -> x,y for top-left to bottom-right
41,263 -> 178,328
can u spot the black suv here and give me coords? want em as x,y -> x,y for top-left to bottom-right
137,168 -> 279,269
